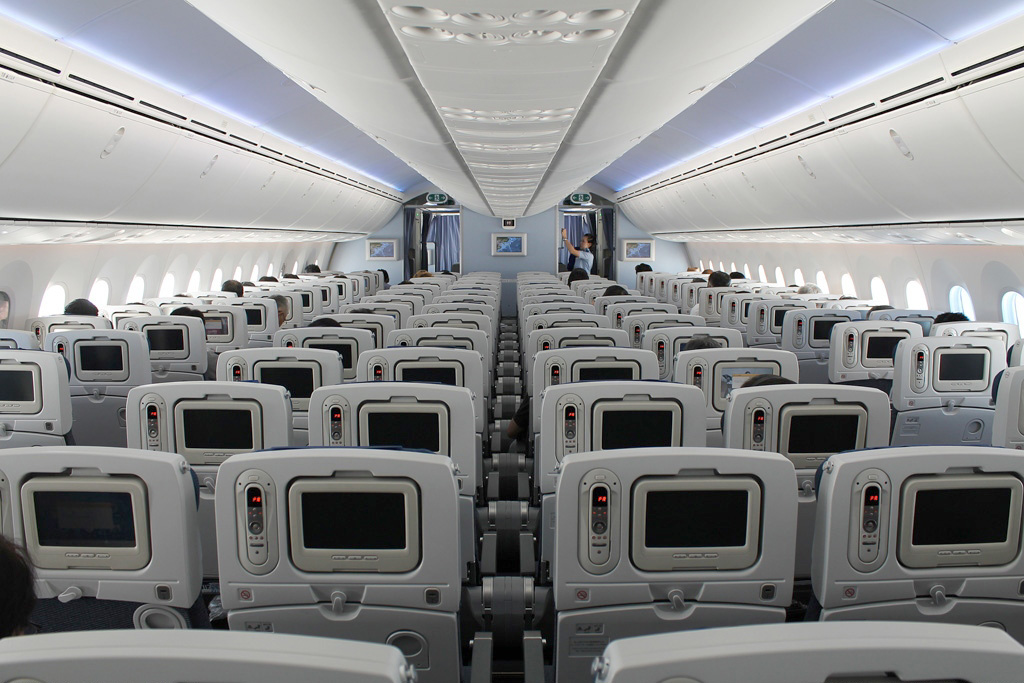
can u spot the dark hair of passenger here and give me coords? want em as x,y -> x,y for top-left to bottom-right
398,280 -> 413,286
377,268 -> 390,284
683,336 -> 722,351
634,263 -> 653,273
933,311 -> 970,324
307,317 -> 342,327
282,274 -> 300,280
0,536 -> 35,639
567,268 -> 590,284
303,264 -> 321,273
702,269 -> 714,275
347,308 -> 374,314
729,271 -> 745,279
868,305 -> 895,315
169,307 -> 205,321
708,271 -> 731,287
64,298 -> 99,316
740,374 -> 797,388
441,270 -> 453,276
258,276 -> 278,283
221,280 -> 244,297
603,284 -> 629,297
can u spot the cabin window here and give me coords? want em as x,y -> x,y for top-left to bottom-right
0,291 -> 10,329
905,280 -> 928,309
841,274 -> 857,297
870,277 -> 889,305
212,269 -> 223,290
730,262 -> 737,273
816,271 -> 830,294
1002,292 -> 1024,330
699,260 -> 705,271
719,262 -> 725,272
292,261 -> 299,275
793,269 -> 805,286
127,276 -> 146,303
743,264 -> 752,279
89,279 -> 110,308
774,267 -> 784,285
188,270 -> 202,292
758,265 -> 768,283
251,265 -> 260,282
949,285 -> 975,320
159,273 -> 176,298
39,284 -> 67,316
233,266 -> 243,281
267,263 -> 275,277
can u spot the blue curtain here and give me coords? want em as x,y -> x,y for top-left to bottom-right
426,213 -> 460,272
403,207 -> 417,280
601,208 -> 616,279
559,214 -> 591,268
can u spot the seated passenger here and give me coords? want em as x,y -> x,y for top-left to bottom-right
708,271 -> 731,287
258,276 -> 278,283
307,317 -> 342,328
303,264 -> 321,273
567,267 -> 589,285
603,284 -> 629,297
684,336 -> 722,351
269,294 -> 289,327
730,271 -> 746,279
221,280 -> 244,297
741,374 -> 797,388
635,263 -> 653,274
63,298 -> 99,316
0,537 -> 34,639
934,311 -> 971,324
797,283 -> 822,294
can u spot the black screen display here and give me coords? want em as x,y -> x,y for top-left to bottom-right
301,293 -> 312,308
644,490 -> 749,547
812,319 -> 842,341
33,491 -> 135,547
743,302 -> 752,317
320,288 -> 329,303
301,492 -> 405,549
308,342 -> 354,369
786,413 -> 860,454
182,409 -> 254,450
400,366 -> 458,386
600,409 -> 674,450
912,488 -> 1012,545
0,369 -> 34,401
146,328 -> 185,352
866,335 -> 902,360
578,366 -> 635,381
244,308 -> 263,326
938,353 -> 987,381
367,411 -> 440,452
258,366 -> 315,399
773,308 -> 794,328
79,345 -> 124,371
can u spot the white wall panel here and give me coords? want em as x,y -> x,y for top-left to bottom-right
0,75 -> 52,168
960,71 -> 1024,184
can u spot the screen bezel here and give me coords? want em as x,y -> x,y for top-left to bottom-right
21,475 -> 151,570
898,474 -> 1023,568
357,402 -> 450,455
395,361 -> 463,387
203,313 -> 233,344
809,317 -> 846,348
171,399 -> 263,464
630,476 -> 761,571
777,403 -> 868,469
142,323 -> 190,361
861,330 -> 911,369
570,361 -> 641,384
591,399 -> 682,451
932,347 -> 991,392
304,339 -> 357,374
0,363 -> 42,414
287,477 -> 420,573
254,361 -> 321,411
73,339 -> 130,383
770,306 -> 799,334
242,305 -> 267,332
711,361 -> 781,412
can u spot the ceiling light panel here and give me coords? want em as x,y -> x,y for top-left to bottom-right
381,2 -> 638,215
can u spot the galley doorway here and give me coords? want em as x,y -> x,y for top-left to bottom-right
405,206 -> 461,279
558,207 -> 615,279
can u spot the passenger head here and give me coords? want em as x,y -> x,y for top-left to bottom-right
708,271 -> 731,288
567,268 -> 590,284
258,276 -> 278,283
603,284 -> 629,297
347,308 -> 374,315
0,536 -> 35,639
282,274 -> 300,280
270,294 -> 290,327
702,269 -> 714,275
683,336 -> 722,351
868,304 -> 894,315
741,374 -> 796,388
307,317 -> 342,328
934,312 -> 970,324
797,283 -> 822,295
303,264 -> 321,274
414,270 -> 433,278
221,280 -> 244,297
377,269 -> 390,284
169,307 -> 205,321
634,263 -> 653,273
64,298 -> 99,316
397,280 -> 413,286
729,271 -> 745,280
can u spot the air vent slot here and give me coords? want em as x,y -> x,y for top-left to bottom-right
714,155 -> 731,164
68,74 -> 132,101
230,134 -> 256,145
829,102 -> 875,121
0,46 -> 59,73
952,44 -> 1024,77
736,146 -> 756,155
760,135 -> 786,148
879,77 -> 943,103
790,121 -> 825,136
261,146 -> 282,155
139,100 -> 186,120
697,163 -> 712,170
190,119 -> 226,135
284,154 -> 302,163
